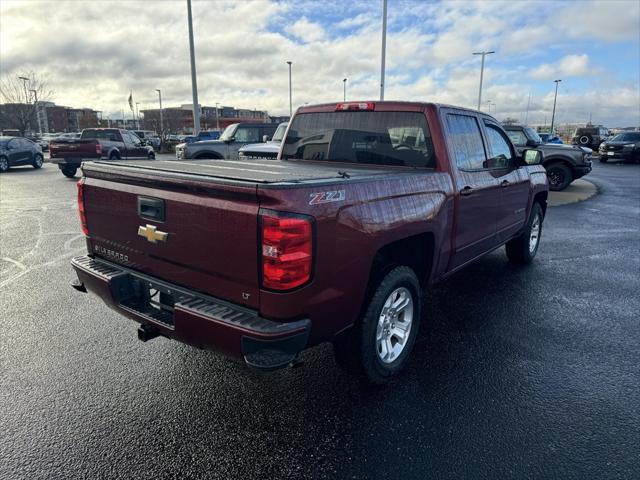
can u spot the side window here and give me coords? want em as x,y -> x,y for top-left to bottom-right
446,114 -> 486,170
234,127 -> 259,143
122,132 -> 135,147
484,124 -> 515,169
506,130 -> 527,147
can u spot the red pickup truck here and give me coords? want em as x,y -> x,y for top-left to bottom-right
70,102 -> 548,383
50,128 -> 155,178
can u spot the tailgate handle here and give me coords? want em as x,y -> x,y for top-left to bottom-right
138,196 -> 165,221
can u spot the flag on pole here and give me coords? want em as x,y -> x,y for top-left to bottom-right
128,91 -> 134,112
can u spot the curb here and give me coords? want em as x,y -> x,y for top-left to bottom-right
548,179 -> 598,207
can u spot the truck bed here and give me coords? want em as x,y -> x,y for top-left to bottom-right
85,159 -> 401,185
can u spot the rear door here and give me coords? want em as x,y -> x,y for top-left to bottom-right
482,121 -> 530,242
443,111 -> 502,270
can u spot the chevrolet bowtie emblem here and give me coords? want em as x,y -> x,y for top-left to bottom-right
138,224 -> 168,244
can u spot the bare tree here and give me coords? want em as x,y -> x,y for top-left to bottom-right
501,117 -> 520,126
0,71 -> 53,135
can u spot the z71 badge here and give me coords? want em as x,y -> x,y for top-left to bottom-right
309,190 -> 346,205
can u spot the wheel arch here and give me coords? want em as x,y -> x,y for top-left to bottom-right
194,150 -> 223,159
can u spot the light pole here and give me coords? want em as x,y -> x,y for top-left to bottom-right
29,89 -> 41,134
215,102 -> 220,130
550,79 -> 562,134
187,0 -> 200,135
286,61 -> 292,117
155,89 -> 163,138
473,50 -> 494,111
343,78 -> 347,101
135,102 -> 140,130
380,0 -> 387,101
19,76 -> 30,133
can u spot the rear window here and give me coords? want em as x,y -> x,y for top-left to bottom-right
82,130 -> 119,141
281,111 -> 435,168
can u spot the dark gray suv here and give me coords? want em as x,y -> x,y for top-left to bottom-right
572,126 -> 609,150
505,125 -> 592,191
0,136 -> 44,173
175,123 -> 278,160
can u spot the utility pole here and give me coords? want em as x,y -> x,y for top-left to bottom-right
550,79 -> 562,134
215,102 -> 220,130
155,89 -> 163,138
187,0 -> 200,135
380,0 -> 387,101
19,76 -> 30,134
524,92 -> 532,125
29,89 -> 41,134
135,102 -> 140,130
287,61 -> 293,117
343,78 -> 347,101
473,51 -> 494,111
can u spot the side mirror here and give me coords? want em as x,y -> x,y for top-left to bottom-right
523,149 -> 543,165
262,135 -> 271,143
526,138 -> 540,147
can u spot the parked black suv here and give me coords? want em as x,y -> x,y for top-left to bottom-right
599,132 -> 640,163
572,126 -> 609,150
504,125 -> 592,191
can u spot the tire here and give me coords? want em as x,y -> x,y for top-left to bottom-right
506,203 -> 543,265
109,152 -> 120,160
579,134 -> 592,146
148,152 -> 155,160
61,166 -> 77,178
333,266 -> 421,384
545,162 -> 572,191
0,156 -> 8,173
32,154 -> 44,169
599,156 -> 608,163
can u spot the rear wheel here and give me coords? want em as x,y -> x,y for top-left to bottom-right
61,166 -> 77,178
0,156 -> 8,172
333,266 -> 421,384
148,152 -> 155,160
32,154 -> 44,169
109,152 -> 120,160
506,203 -> 543,265
546,162 -> 572,191
599,156 -> 608,163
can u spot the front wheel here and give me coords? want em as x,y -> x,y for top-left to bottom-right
333,266 -> 421,384
546,163 -> 572,191
61,166 -> 77,178
0,156 -> 8,172
506,203 -> 544,265
32,154 -> 44,169
148,152 -> 155,160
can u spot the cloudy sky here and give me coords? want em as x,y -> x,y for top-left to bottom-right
1,0 -> 639,126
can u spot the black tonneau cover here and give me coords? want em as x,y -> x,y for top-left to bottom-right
85,159 -> 395,185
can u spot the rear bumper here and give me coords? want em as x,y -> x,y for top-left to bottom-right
71,255 -> 311,370
50,158 -> 82,167
599,150 -> 638,162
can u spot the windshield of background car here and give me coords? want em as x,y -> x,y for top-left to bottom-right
219,124 -> 237,141
612,133 -> 640,142
282,111 -> 435,168
272,124 -> 288,142
524,127 -> 542,143
82,130 -> 119,140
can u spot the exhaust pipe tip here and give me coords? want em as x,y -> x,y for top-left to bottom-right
137,324 -> 160,342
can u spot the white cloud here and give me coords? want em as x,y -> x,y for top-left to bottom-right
290,16 -> 325,43
531,54 -> 590,80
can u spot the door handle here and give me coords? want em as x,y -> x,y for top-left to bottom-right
501,180 -> 511,188
460,186 -> 473,196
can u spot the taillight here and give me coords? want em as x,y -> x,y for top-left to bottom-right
95,143 -> 102,155
335,102 -> 375,111
77,179 -> 89,235
261,213 -> 313,290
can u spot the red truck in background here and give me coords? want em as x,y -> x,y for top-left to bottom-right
70,101 -> 548,383
49,128 -> 155,178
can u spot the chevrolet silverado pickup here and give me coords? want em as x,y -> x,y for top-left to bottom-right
71,101 -> 548,383
50,128 -> 155,178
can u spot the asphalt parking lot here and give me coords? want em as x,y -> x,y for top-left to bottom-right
1,160 -> 639,479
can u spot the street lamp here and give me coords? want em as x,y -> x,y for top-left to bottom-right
155,89 -> 163,138
135,102 -> 140,130
215,102 -> 220,130
286,61 -> 292,117
29,89 -> 41,134
343,78 -> 347,101
18,76 -> 29,102
473,51 -> 495,111
550,79 -> 562,134
187,0 -> 200,135
380,0 -> 387,101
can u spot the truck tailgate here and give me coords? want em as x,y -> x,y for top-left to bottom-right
50,140 -> 98,158
81,166 -> 261,309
